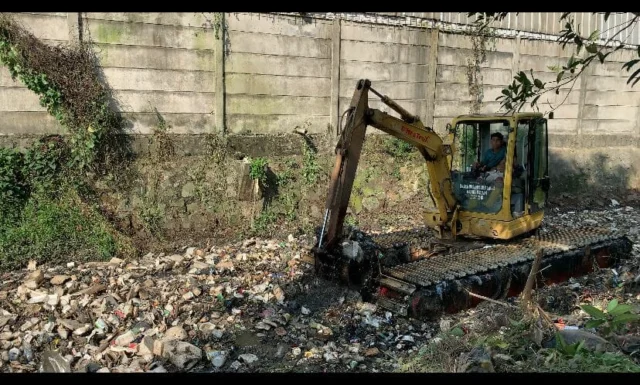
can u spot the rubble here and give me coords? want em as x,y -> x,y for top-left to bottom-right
0,205 -> 638,373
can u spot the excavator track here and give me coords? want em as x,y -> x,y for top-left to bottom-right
365,227 -> 633,319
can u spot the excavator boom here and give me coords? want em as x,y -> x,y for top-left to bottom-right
318,79 -> 456,252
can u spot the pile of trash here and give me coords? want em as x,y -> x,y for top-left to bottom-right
1,203 -> 639,373
0,235 -> 438,373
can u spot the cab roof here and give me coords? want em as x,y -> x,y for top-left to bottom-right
453,112 -> 544,120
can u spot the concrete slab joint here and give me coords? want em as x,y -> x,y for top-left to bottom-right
215,12 -> 226,135
425,27 -> 439,129
330,17 -> 342,143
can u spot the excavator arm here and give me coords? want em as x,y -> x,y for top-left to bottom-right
317,79 -> 458,253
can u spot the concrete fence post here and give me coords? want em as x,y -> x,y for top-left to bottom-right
330,16 -> 342,146
67,12 -> 82,44
214,12 -> 226,135
511,36 -> 521,79
425,27 -> 439,129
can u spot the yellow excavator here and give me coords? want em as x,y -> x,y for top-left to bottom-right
312,79 -> 632,319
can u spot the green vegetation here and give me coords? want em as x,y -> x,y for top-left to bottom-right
469,12 -> 640,115
249,157 -> 269,187
0,14 -> 132,270
398,297 -> 640,373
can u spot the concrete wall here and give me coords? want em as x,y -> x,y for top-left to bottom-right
1,12 -> 639,192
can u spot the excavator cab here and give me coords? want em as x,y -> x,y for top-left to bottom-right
441,114 -> 551,240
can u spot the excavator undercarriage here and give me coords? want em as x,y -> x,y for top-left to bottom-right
311,79 -> 634,320
314,225 -> 632,320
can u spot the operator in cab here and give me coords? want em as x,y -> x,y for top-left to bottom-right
473,132 -> 506,173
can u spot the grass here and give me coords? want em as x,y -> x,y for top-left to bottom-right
0,188 -> 126,271
396,304 -> 640,373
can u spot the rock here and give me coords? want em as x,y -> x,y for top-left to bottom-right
137,336 -> 155,356
440,319 -> 452,332
198,323 -> 216,335
342,241 -> 364,263
8,347 -> 20,361
364,347 -> 380,357
50,275 -> 70,285
110,257 -> 125,265
25,280 -> 41,290
556,330 -> 617,352
148,363 -> 167,373
239,353 -> 258,364
58,327 -> 69,340
615,335 -> 640,355
23,344 -> 33,361
292,347 -> 302,357
324,351 -> 338,362
301,307 -> 311,315
288,234 -> 295,242
207,350 -> 227,368
458,346 -> 494,373
191,261 -> 210,270
362,196 -> 380,212
0,316 -> 11,328
40,350 -> 71,373
59,318 -> 83,331
164,326 -> 188,341
115,331 -> 136,346
163,340 -> 202,370
211,330 -> 224,340
27,269 -> 44,284
216,260 -> 234,272
28,293 -> 48,304
47,294 -> 60,306
153,340 -> 164,356
273,285 -> 285,303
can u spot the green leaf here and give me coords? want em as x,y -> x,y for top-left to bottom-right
557,72 -> 564,82
530,95 -> 541,107
585,319 -> 606,329
607,299 -> 619,312
581,304 -> 605,319
585,44 -> 598,54
611,313 -> 640,326
534,79 -> 544,89
628,68 -> 640,87
623,59 -> 640,71
597,52 -> 606,64
449,327 -> 464,337
609,304 -> 633,316
588,29 -> 600,41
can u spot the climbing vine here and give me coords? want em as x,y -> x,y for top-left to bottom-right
0,14 -> 129,174
200,12 -> 231,56
466,17 -> 497,114
0,14 -> 133,269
